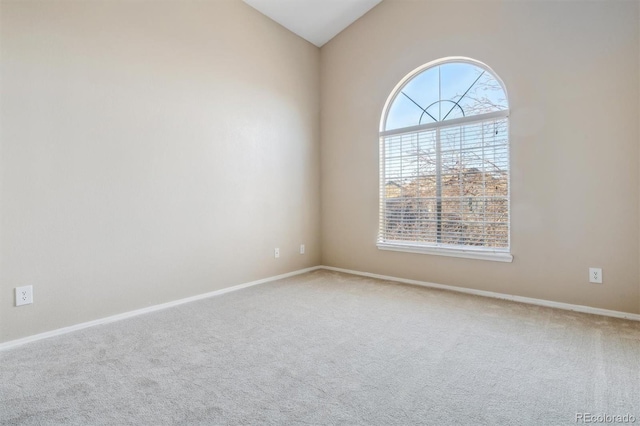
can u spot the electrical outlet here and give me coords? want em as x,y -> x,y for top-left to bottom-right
274,248 -> 280,259
15,285 -> 33,306
300,244 -> 305,254
589,268 -> 603,284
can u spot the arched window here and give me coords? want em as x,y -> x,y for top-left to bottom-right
378,57 -> 512,262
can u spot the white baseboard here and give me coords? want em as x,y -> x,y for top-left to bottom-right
320,266 -> 640,322
3,264 -> 638,351
0,266 -> 322,352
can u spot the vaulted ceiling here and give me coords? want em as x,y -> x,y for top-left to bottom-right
243,0 -> 382,47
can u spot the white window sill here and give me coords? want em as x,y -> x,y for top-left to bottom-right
377,241 -> 513,263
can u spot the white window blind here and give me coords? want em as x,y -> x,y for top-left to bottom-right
379,115 -> 509,251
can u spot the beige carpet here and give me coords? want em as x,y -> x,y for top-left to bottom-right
1,270 -> 639,425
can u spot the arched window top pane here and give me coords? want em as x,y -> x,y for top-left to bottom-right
384,60 -> 508,132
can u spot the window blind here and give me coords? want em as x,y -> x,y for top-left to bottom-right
379,117 -> 509,250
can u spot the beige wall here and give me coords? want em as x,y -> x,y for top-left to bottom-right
320,0 -> 640,313
0,0 -> 321,343
2,0 -> 639,345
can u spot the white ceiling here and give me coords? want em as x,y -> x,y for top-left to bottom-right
243,0 -> 382,47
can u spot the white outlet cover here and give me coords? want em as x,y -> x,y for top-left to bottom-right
15,285 -> 33,306
274,248 -> 280,258
300,244 -> 305,254
589,268 -> 603,284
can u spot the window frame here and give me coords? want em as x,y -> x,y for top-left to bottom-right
378,57 -> 513,262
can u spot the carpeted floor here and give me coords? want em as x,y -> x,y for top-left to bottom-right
1,270 -> 639,425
